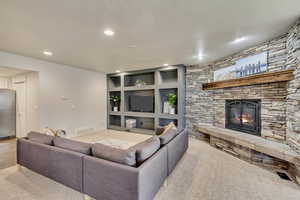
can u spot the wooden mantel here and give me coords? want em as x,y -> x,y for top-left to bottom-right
202,69 -> 294,90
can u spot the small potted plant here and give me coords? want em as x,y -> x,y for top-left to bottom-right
110,95 -> 121,112
167,93 -> 177,114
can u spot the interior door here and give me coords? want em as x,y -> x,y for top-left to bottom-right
13,79 -> 27,138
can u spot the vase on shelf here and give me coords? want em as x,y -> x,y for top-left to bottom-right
163,102 -> 171,114
113,107 -> 118,112
166,93 -> 177,115
169,107 -> 176,115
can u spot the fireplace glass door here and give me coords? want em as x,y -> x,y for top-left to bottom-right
225,100 -> 261,136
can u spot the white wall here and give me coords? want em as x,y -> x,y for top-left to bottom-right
0,77 -> 10,88
0,51 -> 107,137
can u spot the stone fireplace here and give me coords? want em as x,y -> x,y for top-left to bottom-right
225,99 -> 261,136
186,18 -> 300,184
213,82 -> 287,142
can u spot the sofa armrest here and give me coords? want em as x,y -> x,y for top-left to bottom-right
137,146 -> 168,200
166,128 -> 189,175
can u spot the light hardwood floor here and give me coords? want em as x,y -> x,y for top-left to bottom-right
0,131 -> 299,200
0,138 -> 16,170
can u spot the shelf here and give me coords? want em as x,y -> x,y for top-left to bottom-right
124,112 -> 155,118
124,72 -> 155,87
125,116 -> 155,133
158,68 -> 178,85
109,115 -> 121,127
159,88 -> 178,115
124,90 -> 155,113
108,125 -> 124,131
109,111 -> 121,116
108,76 -> 121,89
108,87 -> 121,92
159,118 -> 178,127
158,83 -> 178,89
124,85 -> 155,91
109,91 -> 121,113
128,128 -> 155,135
203,69 -> 294,90
158,114 -> 179,119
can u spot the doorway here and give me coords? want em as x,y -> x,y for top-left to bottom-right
12,77 -> 27,138
12,72 -> 39,138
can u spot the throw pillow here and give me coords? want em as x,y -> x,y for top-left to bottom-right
130,136 -> 160,165
159,123 -> 178,145
27,131 -> 54,145
92,143 -> 136,167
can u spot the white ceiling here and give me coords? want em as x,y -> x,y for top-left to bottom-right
0,0 -> 300,73
0,66 -> 30,77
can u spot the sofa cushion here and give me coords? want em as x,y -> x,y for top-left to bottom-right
53,137 -> 92,155
130,136 -> 160,165
92,143 -> 136,167
159,123 -> 178,145
27,131 -> 54,145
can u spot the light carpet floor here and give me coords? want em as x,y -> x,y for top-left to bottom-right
0,132 -> 299,200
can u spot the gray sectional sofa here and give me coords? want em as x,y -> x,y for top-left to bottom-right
17,129 -> 188,200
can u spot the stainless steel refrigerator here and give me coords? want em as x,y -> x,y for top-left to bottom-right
0,89 -> 16,139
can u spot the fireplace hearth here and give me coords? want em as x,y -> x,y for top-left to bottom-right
225,99 -> 261,136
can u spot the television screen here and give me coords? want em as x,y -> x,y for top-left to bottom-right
129,95 -> 154,112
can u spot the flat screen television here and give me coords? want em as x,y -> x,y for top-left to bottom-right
129,95 -> 154,112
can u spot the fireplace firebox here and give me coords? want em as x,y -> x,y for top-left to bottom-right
225,99 -> 261,136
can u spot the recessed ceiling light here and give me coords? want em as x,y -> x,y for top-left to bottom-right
163,63 -> 169,66
232,37 -> 247,44
116,70 -> 121,73
104,29 -> 114,36
198,53 -> 204,60
43,51 -> 53,56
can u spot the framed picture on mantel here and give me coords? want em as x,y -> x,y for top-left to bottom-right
214,52 -> 268,81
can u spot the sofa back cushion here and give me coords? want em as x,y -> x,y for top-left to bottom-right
158,123 -> 178,146
27,131 -> 54,145
130,136 -> 160,165
53,137 -> 91,155
92,143 -> 136,167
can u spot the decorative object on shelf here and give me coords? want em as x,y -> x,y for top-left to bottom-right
126,119 -> 137,129
214,52 -> 268,81
135,79 -> 146,87
43,127 -> 66,137
110,95 -> 120,112
166,93 -> 177,114
163,101 -> 171,114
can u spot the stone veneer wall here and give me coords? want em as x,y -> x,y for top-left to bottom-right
286,19 -> 300,154
186,64 -> 214,136
186,35 -> 289,142
186,18 -> 300,153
